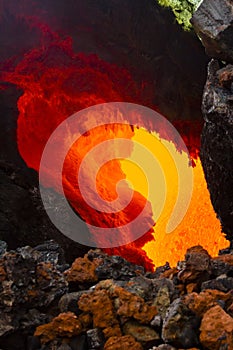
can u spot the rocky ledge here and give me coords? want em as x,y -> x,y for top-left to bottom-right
0,240 -> 233,350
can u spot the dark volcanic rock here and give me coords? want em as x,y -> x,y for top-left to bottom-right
87,250 -> 145,281
0,243 -> 68,338
59,291 -> 91,315
86,328 -> 105,349
210,255 -> 233,277
201,276 -> 233,292
178,246 -> 212,288
161,298 -> 200,348
191,0 -> 233,63
200,60 -> 233,240
0,160 -> 89,263
69,335 -> 88,350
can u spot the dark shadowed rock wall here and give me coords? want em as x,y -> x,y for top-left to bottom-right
192,0 -> 233,241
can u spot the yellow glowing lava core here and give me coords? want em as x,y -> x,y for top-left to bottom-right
121,128 -> 228,267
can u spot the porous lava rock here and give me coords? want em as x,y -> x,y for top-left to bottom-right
34,312 -> 84,344
1,242 -> 233,350
96,279 -> 158,324
183,289 -> 233,317
78,289 -> 121,338
200,305 -> 233,350
0,241 -> 68,338
104,335 -> 143,350
65,255 -> 99,285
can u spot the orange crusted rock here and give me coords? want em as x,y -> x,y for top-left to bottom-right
78,312 -> 92,329
34,312 -> 83,344
200,305 -> 233,350
78,289 -> 119,329
104,335 -> 143,350
65,255 -> 99,283
96,279 -> 157,323
183,289 -> 232,317
103,325 -> 122,339
112,285 -> 157,323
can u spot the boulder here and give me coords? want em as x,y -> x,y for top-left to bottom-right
191,0 -> 233,63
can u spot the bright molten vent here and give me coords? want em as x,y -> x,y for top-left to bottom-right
2,35 -> 228,270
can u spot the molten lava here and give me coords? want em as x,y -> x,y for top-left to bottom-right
1,30 -> 229,270
122,128 -> 228,267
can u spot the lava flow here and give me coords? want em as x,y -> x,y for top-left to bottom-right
2,33 -> 229,270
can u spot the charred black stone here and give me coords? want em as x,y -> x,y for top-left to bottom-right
69,335 -> 88,350
200,59 -> 233,241
58,291 -> 91,316
0,243 -> 68,340
146,262 -> 171,279
123,275 -> 154,300
210,258 -> 233,277
89,251 -> 145,281
0,160 -> 89,264
32,241 -> 66,266
191,0 -> 233,63
201,276 -> 233,293
86,328 -> 105,349
162,298 -> 200,348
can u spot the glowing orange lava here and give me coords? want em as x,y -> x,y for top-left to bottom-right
1,33 -> 229,270
121,128 -> 228,267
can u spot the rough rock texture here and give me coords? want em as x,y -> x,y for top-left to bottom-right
183,289 -> 233,316
104,335 -> 143,350
191,0 -> 233,63
161,298 -> 200,348
122,320 -> 160,348
200,305 -> 233,350
78,289 -> 120,337
96,280 -> 158,324
0,243 -> 233,349
178,245 -> 211,285
0,241 -> 68,349
65,255 -> 99,285
88,250 -> 145,281
34,312 -> 84,344
200,59 -> 233,240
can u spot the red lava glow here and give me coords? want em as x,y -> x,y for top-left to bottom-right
2,32 -> 228,270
